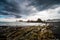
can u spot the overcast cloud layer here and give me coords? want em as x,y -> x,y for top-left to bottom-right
0,0 -> 60,21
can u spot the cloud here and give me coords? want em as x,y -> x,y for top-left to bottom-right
26,6 -> 60,20
0,0 -> 21,18
0,0 -> 60,20
0,0 -> 38,18
29,0 -> 60,11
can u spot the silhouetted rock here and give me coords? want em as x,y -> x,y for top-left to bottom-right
27,18 -> 43,22
36,18 -> 43,22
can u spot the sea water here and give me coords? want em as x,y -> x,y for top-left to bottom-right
0,22 -> 46,26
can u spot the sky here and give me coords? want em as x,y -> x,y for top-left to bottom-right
0,0 -> 60,22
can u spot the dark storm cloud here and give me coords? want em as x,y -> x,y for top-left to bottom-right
29,0 -> 60,11
0,0 -> 38,18
0,0 -> 21,18
0,0 -> 20,13
0,0 -> 36,18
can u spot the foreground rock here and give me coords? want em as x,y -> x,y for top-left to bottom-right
0,26 -> 58,40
